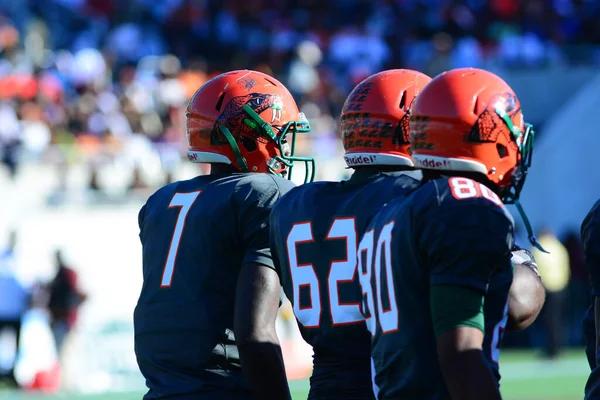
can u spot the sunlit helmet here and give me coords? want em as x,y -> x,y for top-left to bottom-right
186,70 -> 315,182
341,69 -> 432,168
410,67 -> 534,203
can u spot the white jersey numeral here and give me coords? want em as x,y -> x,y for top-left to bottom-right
491,301 -> 509,364
286,218 -> 363,328
357,221 -> 399,335
449,177 -> 502,206
161,191 -> 202,288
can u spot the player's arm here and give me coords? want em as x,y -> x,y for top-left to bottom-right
432,287 -> 502,400
234,263 -> 290,400
233,176 -> 294,400
506,247 -> 545,331
423,201 -> 512,400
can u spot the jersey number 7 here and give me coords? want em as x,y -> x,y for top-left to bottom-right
160,191 -> 202,288
286,218 -> 363,328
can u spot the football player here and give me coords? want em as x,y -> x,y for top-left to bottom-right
582,199 -> 600,399
133,70 -> 314,400
269,69 -> 431,399
361,68 -> 538,399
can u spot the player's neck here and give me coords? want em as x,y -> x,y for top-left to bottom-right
209,163 -> 238,175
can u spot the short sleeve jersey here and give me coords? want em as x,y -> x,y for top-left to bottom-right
134,173 -> 295,399
363,177 -> 514,400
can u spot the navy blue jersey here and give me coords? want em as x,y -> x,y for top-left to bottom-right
582,199 -> 600,399
583,199 -> 600,296
362,177 -> 514,400
269,168 -> 419,399
134,172 -> 295,399
584,304 -> 600,400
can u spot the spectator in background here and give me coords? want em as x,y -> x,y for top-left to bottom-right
0,101 -> 22,181
0,230 -> 29,387
48,250 -> 87,358
0,0 -> 600,194
533,227 -> 571,359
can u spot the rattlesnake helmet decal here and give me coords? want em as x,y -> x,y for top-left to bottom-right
211,93 -> 283,145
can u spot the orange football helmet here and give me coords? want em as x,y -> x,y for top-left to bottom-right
186,70 -> 315,182
341,69 -> 432,168
410,67 -> 535,203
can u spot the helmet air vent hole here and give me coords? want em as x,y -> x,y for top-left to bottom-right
399,91 -> 407,111
264,78 -> 278,86
496,143 -> 508,158
216,92 -> 226,111
240,135 -> 257,152
473,97 -> 479,115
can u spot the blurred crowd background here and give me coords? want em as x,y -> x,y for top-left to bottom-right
0,0 -> 599,393
2,0 -> 600,189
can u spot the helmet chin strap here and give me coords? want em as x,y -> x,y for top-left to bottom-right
494,106 -> 546,253
514,199 -> 549,253
220,125 -> 249,172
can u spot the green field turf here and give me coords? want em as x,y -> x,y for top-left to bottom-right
0,349 -> 590,400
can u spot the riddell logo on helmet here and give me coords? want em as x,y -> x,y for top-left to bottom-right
345,155 -> 376,165
414,157 -> 451,169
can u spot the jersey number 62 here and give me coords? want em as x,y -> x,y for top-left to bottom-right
286,218 -> 364,329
